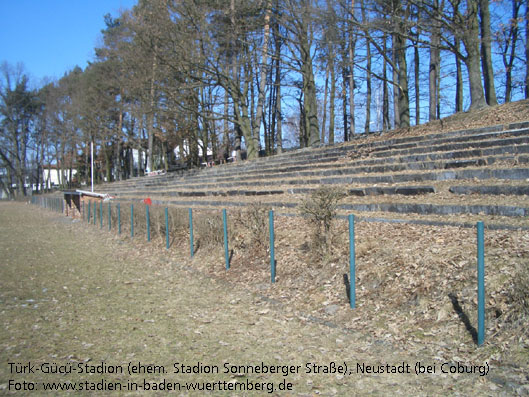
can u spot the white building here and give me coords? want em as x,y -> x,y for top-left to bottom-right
42,166 -> 77,189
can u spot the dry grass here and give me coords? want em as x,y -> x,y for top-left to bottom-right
2,199 -> 529,394
231,202 -> 272,259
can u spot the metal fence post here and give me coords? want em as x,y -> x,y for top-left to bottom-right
108,202 -> 111,231
146,205 -> 150,242
269,210 -> 275,283
223,209 -> 230,270
165,207 -> 169,250
189,208 -> 194,258
477,221 -> 485,346
131,204 -> 134,238
117,203 -> 121,235
349,214 -> 356,309
100,202 -> 103,228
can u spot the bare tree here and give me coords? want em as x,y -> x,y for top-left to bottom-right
479,0 -> 498,105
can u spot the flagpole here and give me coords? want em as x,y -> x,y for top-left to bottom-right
91,141 -> 94,193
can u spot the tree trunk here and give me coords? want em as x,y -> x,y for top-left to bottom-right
414,35 -> 420,125
525,1 -> 529,99
395,32 -> 410,128
104,141 -> 112,183
342,67 -> 348,141
223,90 -> 230,155
321,63 -> 329,143
392,34 -> 400,128
361,0 -> 372,133
462,0 -> 488,110
364,41 -> 372,133
503,0 -> 521,103
329,54 -> 336,144
147,48 -> 157,172
429,13 -> 440,121
271,9 -> 282,154
382,33 -> 390,131
229,0 -> 258,160
116,91 -> 124,180
455,38 -> 464,112
348,1 -> 355,138
276,82 -> 282,153
479,0 -> 497,105
300,34 -> 320,147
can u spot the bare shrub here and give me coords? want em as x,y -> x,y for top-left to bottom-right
504,263 -> 529,326
149,206 -> 166,240
195,211 -> 224,248
232,202 -> 271,258
299,187 -> 346,260
167,207 -> 188,238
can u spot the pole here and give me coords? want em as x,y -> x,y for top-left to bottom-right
477,221 -> 485,346
131,204 -> 134,238
91,141 -> 94,193
189,208 -> 194,258
223,209 -> 229,270
165,207 -> 169,249
146,205 -> 150,242
269,210 -> 275,283
349,214 -> 356,309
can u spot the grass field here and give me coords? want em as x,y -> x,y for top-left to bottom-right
0,202 -> 526,395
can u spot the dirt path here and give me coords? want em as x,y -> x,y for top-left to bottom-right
0,202 -> 521,395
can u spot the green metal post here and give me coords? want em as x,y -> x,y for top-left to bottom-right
93,202 -> 96,225
108,202 -> 111,231
189,208 -> 194,258
131,204 -> 134,238
87,201 -> 91,223
349,214 -> 356,309
223,209 -> 230,270
165,207 -> 169,250
117,203 -> 121,235
146,205 -> 150,242
100,202 -> 103,228
269,210 -> 275,283
477,221 -> 485,346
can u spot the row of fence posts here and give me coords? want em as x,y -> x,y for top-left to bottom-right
31,196 -> 64,213
31,196 -> 486,346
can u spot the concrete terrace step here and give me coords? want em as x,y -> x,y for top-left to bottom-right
108,167 -> 529,196
190,124 -> 529,174
96,123 -> 529,192
101,147 -> 529,194
449,185 -> 529,195
173,127 -> 529,182
112,185 -> 438,199
96,120 -> 529,230
121,196 -> 529,220
211,122 -> 527,169
168,153 -> 528,188
99,133 -> 529,194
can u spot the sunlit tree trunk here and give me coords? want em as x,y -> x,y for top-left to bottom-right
479,0 -> 497,105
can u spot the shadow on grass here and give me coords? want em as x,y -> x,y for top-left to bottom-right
448,292 -> 478,344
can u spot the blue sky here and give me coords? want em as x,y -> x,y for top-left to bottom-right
0,0 -> 137,85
